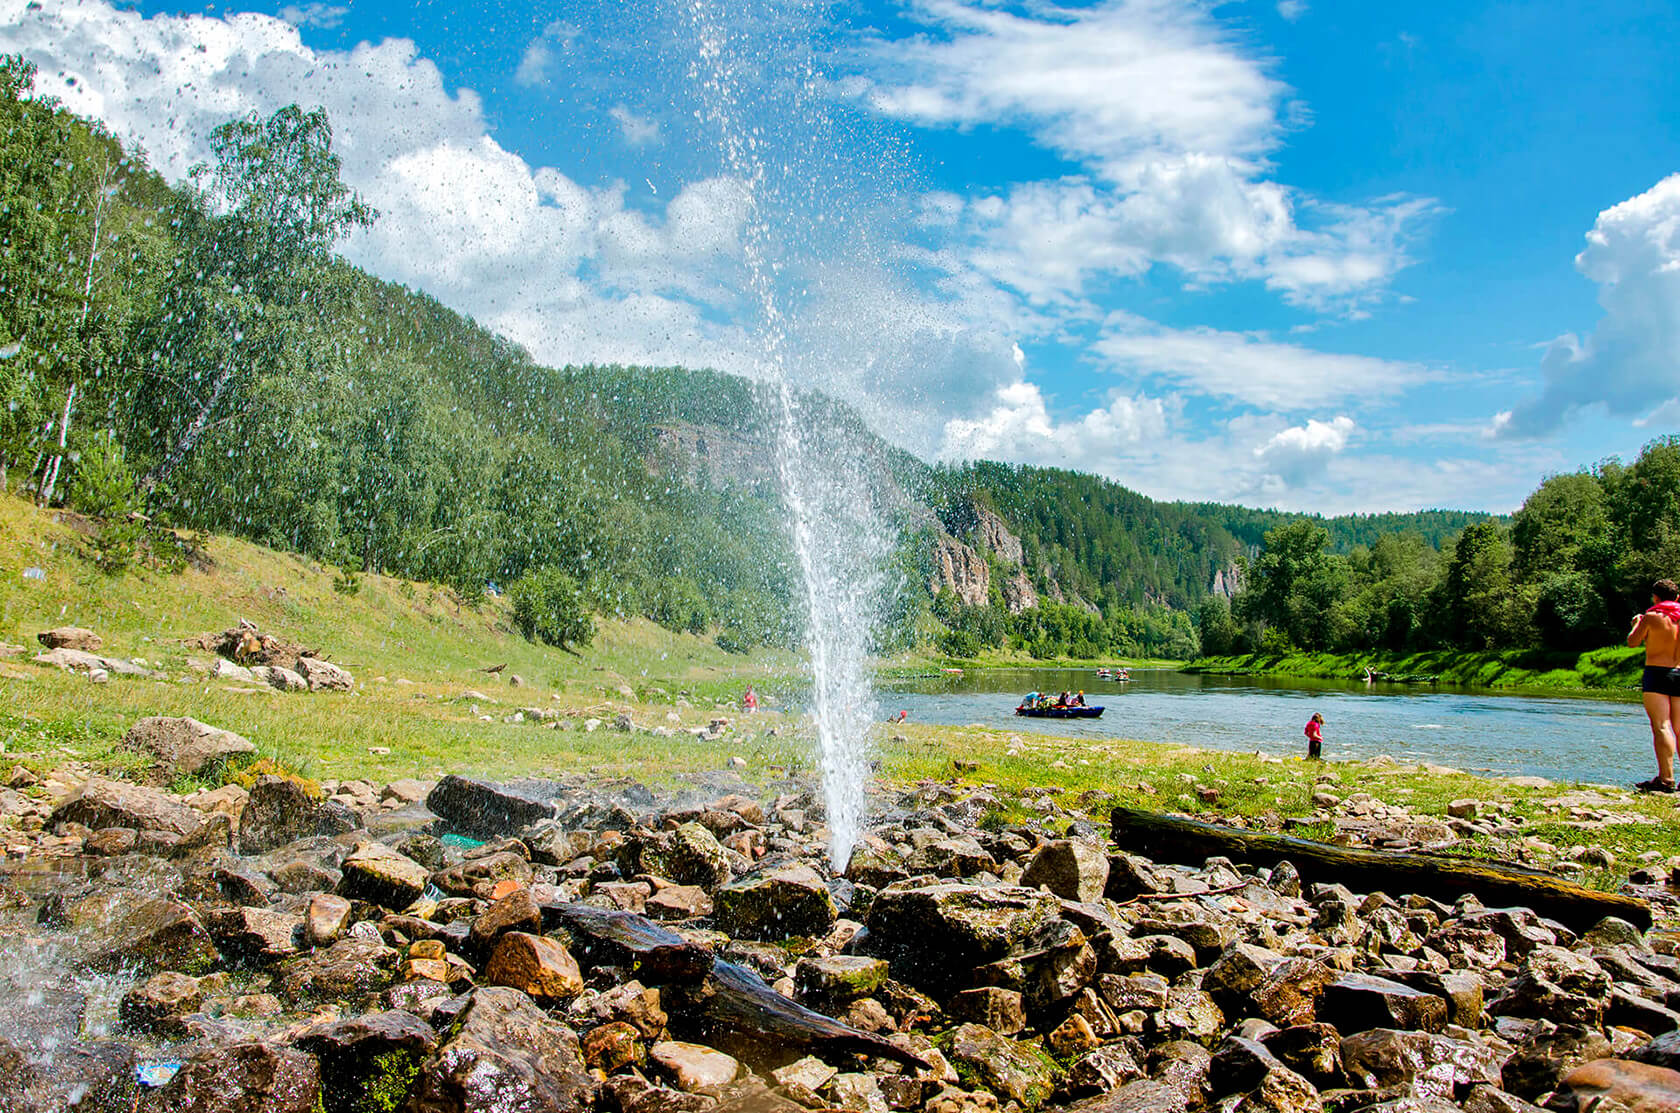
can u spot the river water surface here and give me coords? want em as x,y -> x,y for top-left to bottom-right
879,668 -> 1647,788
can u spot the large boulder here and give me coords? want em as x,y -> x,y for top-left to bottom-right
296,1010 -> 439,1113
296,656 -> 354,691
940,1023 -> 1058,1109
1320,972 -> 1448,1034
123,716 -> 257,779
1488,944 -> 1613,1027
425,775 -> 554,838
407,986 -> 595,1113
863,883 -> 1063,993
51,776 -> 203,836
638,822 -> 734,891
38,626 -> 101,651
238,775 -> 357,854
1019,840 -> 1110,903
92,898 -> 220,975
713,863 -> 836,940
134,1039 -> 320,1113
338,841 -> 430,909
276,937 -> 398,1003
1339,1029 -> 1505,1103
1554,1058 -> 1680,1113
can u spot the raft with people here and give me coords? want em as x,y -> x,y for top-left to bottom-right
1015,691 -> 1104,718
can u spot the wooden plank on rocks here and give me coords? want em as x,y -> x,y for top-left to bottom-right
1109,806 -> 1651,932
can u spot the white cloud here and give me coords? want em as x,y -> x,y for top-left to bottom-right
277,3 -> 347,30
856,1 -> 1435,315
1277,1 -> 1308,22
0,0 -> 758,374
608,104 -> 661,147
859,0 -> 1282,182
1502,174 -> 1680,436
1092,315 -> 1432,409
514,20 -> 578,87
939,380 -> 1169,466
1253,415 -> 1354,487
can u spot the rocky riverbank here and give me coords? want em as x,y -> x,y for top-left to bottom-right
5,753 -> 1680,1113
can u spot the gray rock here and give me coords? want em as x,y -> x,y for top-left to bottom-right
714,863 -> 837,940
122,716 -> 256,779
38,626 -> 101,651
863,882 -> 1063,994
296,657 -> 354,691
1339,1028 -> 1504,1103
940,1023 -> 1057,1109
134,1039 -> 320,1113
1488,944 -> 1611,1027
1500,1024 -> 1611,1101
51,776 -> 203,835
93,898 -> 220,975
338,841 -> 430,909
296,1009 -> 438,1113
1320,972 -> 1448,1034
1019,840 -> 1110,903
426,775 -> 554,839
408,986 -> 595,1113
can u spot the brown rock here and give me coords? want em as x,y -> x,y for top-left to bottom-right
123,716 -> 256,779
51,776 -> 203,836
1555,1058 -> 1680,1113
120,971 -> 203,1033
583,1021 -> 644,1072
38,626 -> 102,651
650,1040 -> 742,1095
484,931 -> 585,1001
306,893 -> 354,947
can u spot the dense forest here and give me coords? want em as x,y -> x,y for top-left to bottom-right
5,61 -> 1644,665
1199,436 -> 1680,656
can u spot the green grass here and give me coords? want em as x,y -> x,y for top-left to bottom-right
1186,646 -> 1645,696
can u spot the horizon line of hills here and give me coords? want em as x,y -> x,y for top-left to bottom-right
5,68 -> 1675,661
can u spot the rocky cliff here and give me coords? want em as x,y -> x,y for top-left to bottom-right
929,534 -> 991,607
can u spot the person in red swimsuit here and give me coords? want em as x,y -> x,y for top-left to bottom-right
1304,713 -> 1324,760
1628,579 -> 1680,792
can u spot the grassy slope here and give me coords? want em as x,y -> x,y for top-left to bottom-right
1186,646 -> 1644,694
4,493 -> 1678,895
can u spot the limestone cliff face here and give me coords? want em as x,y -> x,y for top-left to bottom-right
1000,568 -> 1038,614
974,506 -> 1024,567
1211,561 -> 1245,599
929,534 -> 990,607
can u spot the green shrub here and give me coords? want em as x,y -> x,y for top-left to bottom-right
510,567 -> 594,649
66,431 -> 141,520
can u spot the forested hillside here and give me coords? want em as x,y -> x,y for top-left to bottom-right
1202,436 -> 1680,657
5,60 -> 1605,665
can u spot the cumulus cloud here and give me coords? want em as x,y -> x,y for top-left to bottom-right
1253,415 -> 1354,487
609,104 -> 661,146
939,380 -> 1169,465
1501,174 -> 1680,436
855,0 -> 1436,314
514,20 -> 579,87
277,4 -> 347,30
0,0 -> 757,373
1092,315 -> 1431,409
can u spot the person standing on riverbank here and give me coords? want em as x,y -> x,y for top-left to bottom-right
1305,712 -> 1324,760
1628,579 -> 1680,792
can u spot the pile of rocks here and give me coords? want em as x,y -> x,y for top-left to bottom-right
3,767 -> 1680,1113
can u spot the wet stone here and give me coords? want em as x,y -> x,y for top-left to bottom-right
948,987 -> 1026,1036
1554,1058 -> 1680,1113
1500,1023 -> 1612,1101
1065,1044 -> 1145,1096
1338,1028 -> 1505,1103
134,1039 -> 321,1113
940,1023 -> 1058,1110
650,1040 -> 742,1096
484,931 -> 585,1002
713,863 -> 837,940
425,775 -> 555,839
408,986 -> 594,1113
276,936 -> 398,1003
120,971 -> 204,1034
295,1009 -> 439,1113
338,841 -> 430,909
1320,972 -> 1448,1034
795,954 -> 888,1004
1019,839 -> 1110,904
94,897 -> 220,976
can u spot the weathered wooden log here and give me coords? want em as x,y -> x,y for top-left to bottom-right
540,901 -> 713,984
1110,806 -> 1651,932
542,902 -> 925,1067
693,960 -> 928,1070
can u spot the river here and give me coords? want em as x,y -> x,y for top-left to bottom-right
878,668 -> 1648,788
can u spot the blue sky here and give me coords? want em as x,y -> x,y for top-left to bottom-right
5,0 -> 1678,513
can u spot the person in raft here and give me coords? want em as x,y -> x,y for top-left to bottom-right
1304,712 -> 1324,760
742,685 -> 759,713
1628,579 -> 1680,793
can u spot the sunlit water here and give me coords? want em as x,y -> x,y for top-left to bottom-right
677,0 -> 894,868
883,668 -> 1648,787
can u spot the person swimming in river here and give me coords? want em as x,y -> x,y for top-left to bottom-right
1628,579 -> 1680,793
1305,712 -> 1324,760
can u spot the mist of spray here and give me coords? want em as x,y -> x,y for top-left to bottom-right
677,0 -> 892,870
